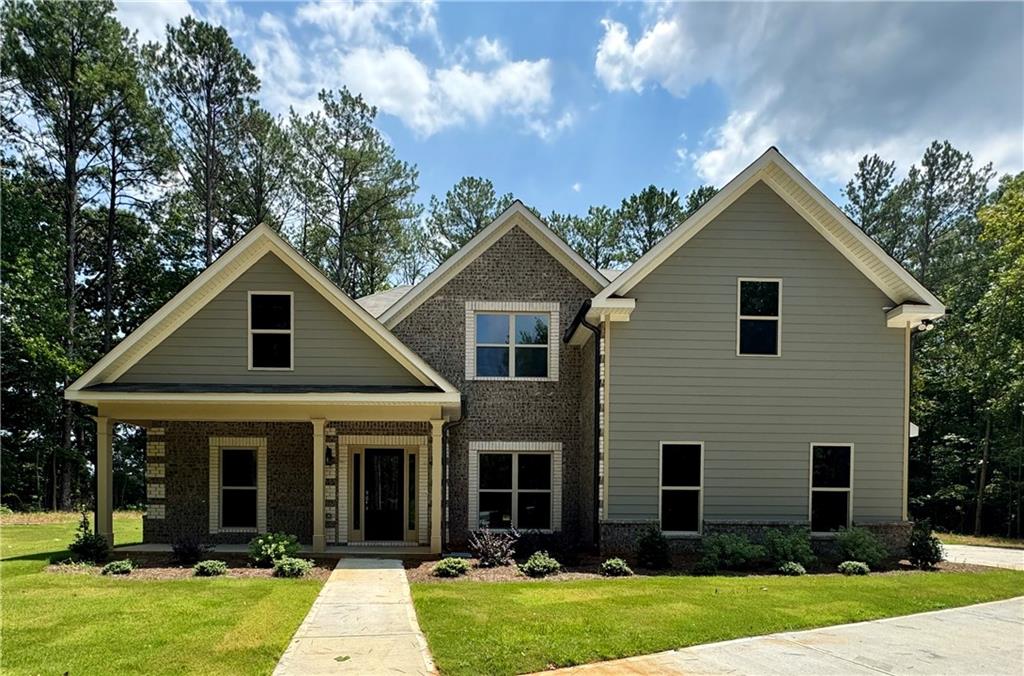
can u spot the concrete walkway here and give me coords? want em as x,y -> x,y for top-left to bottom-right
543,596 -> 1024,675
943,544 -> 1024,570
274,559 -> 434,675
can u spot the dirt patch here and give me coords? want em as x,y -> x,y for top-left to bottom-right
45,554 -> 334,581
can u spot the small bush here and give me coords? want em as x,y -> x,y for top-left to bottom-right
517,530 -> 583,566
838,560 -> 870,576
634,526 -> 671,569
702,534 -> 766,570
193,560 -> 228,577
432,557 -> 470,578
764,527 -> 816,568
272,557 -> 313,578
172,534 -> 213,565
836,527 -> 888,569
468,528 -> 519,568
907,520 -> 943,569
67,509 -> 110,563
101,559 -> 134,576
691,558 -> 718,576
519,551 -> 561,578
600,557 -> 633,577
248,532 -> 300,568
777,561 -> 806,576
0,504 -> 14,516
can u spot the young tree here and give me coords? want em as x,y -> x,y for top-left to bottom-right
426,176 -> 514,264
151,16 -> 259,265
683,184 -> 718,218
227,105 -> 294,235
549,206 -> 623,269
618,185 -> 684,261
843,154 -> 912,264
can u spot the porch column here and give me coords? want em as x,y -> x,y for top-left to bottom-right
94,416 -> 114,545
312,418 -> 326,553
430,419 -> 444,554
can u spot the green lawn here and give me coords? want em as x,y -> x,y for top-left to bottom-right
938,532 -> 1024,550
0,512 -> 321,675
412,569 -> 1024,675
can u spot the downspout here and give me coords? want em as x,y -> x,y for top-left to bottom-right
441,396 -> 467,552
565,299 -> 602,547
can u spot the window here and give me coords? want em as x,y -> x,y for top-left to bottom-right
352,453 -> 361,531
477,452 -> 553,530
660,443 -> 703,534
810,444 -> 853,533
249,292 -> 292,369
407,454 -> 416,531
221,448 -> 257,529
737,279 -> 781,356
475,313 -> 550,378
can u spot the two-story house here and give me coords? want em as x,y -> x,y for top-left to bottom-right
65,148 -> 944,555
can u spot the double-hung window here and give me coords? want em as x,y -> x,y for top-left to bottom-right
737,279 -> 781,356
660,442 -> 703,534
475,313 -> 550,378
478,451 -> 553,530
810,444 -> 853,533
221,448 -> 258,530
249,292 -> 292,369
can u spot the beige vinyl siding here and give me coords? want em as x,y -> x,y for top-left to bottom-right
608,181 -> 905,524
118,253 -> 422,386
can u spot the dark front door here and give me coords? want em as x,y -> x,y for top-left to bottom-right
364,448 -> 404,541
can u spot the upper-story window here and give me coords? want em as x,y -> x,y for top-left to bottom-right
249,292 -> 293,370
737,279 -> 781,356
465,302 -> 560,381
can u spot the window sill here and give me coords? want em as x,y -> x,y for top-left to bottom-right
220,527 -> 258,533
478,528 -> 556,534
469,376 -> 557,382
248,366 -> 294,371
662,531 -> 701,539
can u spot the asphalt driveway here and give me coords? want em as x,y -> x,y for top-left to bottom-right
942,544 -> 1024,571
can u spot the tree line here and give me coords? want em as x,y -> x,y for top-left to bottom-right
1,1 -> 1020,537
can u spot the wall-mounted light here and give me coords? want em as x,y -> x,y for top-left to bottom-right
917,319 -> 935,332
326,444 -> 335,466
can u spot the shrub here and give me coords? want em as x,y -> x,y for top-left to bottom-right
777,561 -> 806,576
193,560 -> 228,577
519,551 -> 561,578
432,557 -> 470,578
600,557 -> 633,577
101,559 -> 134,576
517,530 -> 583,566
248,532 -> 300,568
702,534 -> 767,570
68,509 -> 110,563
634,526 -> 671,569
764,527 -> 816,568
172,534 -> 213,565
468,528 -> 519,567
691,558 -> 718,576
907,520 -> 943,570
838,560 -> 870,576
836,527 -> 888,569
272,557 -> 313,578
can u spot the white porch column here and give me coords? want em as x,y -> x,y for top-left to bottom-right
94,416 -> 114,545
430,419 -> 444,554
312,418 -> 326,553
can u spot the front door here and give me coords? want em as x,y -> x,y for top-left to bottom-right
364,448 -> 404,541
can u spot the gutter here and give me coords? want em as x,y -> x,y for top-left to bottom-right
441,396 -> 467,552
564,299 -> 602,547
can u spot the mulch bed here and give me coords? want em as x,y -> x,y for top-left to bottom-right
46,553 -> 334,581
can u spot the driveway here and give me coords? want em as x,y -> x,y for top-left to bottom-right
942,544 -> 1024,570
543,596 -> 1024,675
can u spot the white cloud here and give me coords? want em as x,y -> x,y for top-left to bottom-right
116,0 -> 193,44
596,3 -> 1024,184
474,36 -> 508,64
572,182 -> 582,193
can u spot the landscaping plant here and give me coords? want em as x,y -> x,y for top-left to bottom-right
907,520 -> 944,569
634,526 -> 671,569
172,534 -> 213,565
272,557 -> 313,578
777,561 -> 806,576
764,527 -> 816,568
468,528 -> 519,567
838,560 -> 871,576
193,560 -> 229,577
519,551 -> 561,578
432,557 -> 470,578
600,557 -> 633,577
702,533 -> 767,570
248,532 -> 300,567
691,558 -> 718,576
67,508 -> 110,563
836,528 -> 888,569
101,559 -> 134,576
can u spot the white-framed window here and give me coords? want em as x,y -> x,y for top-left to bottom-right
221,447 -> 258,530
659,442 -> 703,534
248,291 -> 293,370
469,441 -> 562,531
737,278 -> 781,356
809,443 -> 853,534
465,302 -> 559,381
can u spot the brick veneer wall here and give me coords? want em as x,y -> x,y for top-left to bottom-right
391,225 -> 594,546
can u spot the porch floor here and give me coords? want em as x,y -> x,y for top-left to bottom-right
115,543 -> 435,560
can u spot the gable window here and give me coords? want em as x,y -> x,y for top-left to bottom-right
221,448 -> 258,529
737,279 -> 781,356
660,442 -> 703,534
810,444 -> 853,533
470,442 -> 562,531
249,292 -> 292,369
466,302 -> 560,380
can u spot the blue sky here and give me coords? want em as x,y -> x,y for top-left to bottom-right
117,1 -> 1024,216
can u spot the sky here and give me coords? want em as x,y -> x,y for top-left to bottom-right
115,0 -> 1024,216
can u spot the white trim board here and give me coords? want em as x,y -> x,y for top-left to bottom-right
66,223 -> 458,396
380,202 -> 607,329
595,148 -> 944,320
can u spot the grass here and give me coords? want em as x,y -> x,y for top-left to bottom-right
412,569 -> 1024,675
1,512 -> 321,675
938,532 -> 1024,550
